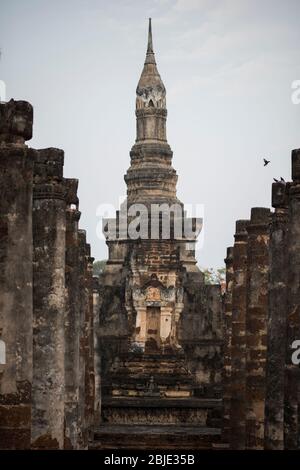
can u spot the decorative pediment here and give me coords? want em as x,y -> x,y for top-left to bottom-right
146,286 -> 161,302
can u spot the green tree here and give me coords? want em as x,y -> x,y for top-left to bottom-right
202,267 -> 226,285
93,260 -> 107,276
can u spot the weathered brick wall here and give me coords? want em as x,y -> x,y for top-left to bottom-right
179,278 -> 223,399
0,100 -> 34,449
224,149 -> 300,450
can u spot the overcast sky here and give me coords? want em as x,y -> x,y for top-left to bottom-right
1,0 -> 300,269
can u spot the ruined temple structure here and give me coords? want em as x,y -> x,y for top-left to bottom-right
1,19 -> 300,451
0,100 -> 95,449
223,149 -> 300,450
93,19 -> 223,449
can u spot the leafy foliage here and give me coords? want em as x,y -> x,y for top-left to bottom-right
202,267 -> 226,285
93,260 -> 107,276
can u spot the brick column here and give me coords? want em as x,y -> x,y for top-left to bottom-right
285,149 -> 300,449
0,100 -> 33,449
31,148 -> 66,449
64,179 -> 81,449
222,246 -> 233,443
264,183 -> 288,449
230,220 -> 249,449
78,230 -> 88,448
93,276 -> 101,425
85,248 -> 95,436
245,207 -> 270,449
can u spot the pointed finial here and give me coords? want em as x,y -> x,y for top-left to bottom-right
147,18 -> 153,53
145,18 -> 156,65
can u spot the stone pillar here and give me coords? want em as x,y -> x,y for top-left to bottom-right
93,276 -> 101,425
0,100 -> 33,449
264,183 -> 288,449
31,148 -> 66,449
285,149 -> 300,449
230,220 -> 249,449
245,207 -> 270,450
222,246 -> 233,444
64,179 -> 81,449
85,248 -> 95,435
78,230 -> 88,448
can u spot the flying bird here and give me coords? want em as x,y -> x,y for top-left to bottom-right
273,178 -> 279,183
263,158 -> 270,166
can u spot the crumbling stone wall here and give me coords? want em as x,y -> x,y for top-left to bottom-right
0,99 -> 95,449
224,149 -> 300,450
179,277 -> 223,399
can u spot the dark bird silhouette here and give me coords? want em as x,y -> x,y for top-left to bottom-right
263,158 -> 270,166
280,177 -> 285,182
273,178 -> 279,183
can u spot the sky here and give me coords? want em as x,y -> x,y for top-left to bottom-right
1,0 -> 300,269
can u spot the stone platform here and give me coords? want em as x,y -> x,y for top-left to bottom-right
105,353 -> 196,397
101,352 -> 223,435
101,396 -> 222,426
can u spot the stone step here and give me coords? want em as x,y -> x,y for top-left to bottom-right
107,372 -> 195,397
110,373 -> 194,385
90,424 -> 222,449
118,353 -> 186,363
102,397 -> 223,408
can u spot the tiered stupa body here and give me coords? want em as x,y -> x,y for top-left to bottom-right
125,19 -> 177,206
95,20 -> 223,449
102,20 -> 201,353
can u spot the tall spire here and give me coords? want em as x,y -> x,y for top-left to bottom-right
125,19 -> 178,205
145,18 -> 156,65
136,19 -> 166,111
147,18 -> 153,53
